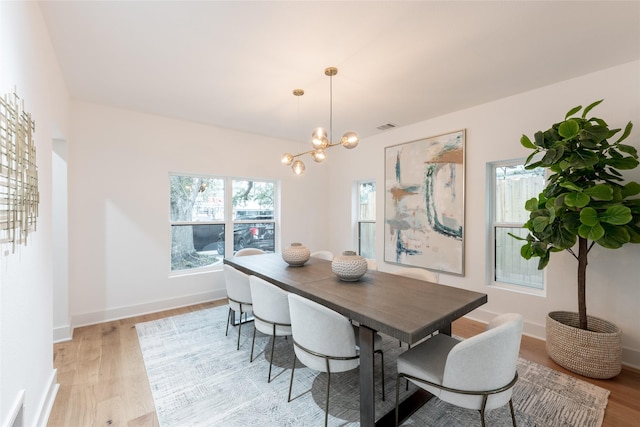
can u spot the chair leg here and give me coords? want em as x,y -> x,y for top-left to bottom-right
225,307 -> 232,336
267,333 -> 276,383
509,398 -> 517,427
395,375 -> 401,427
324,363 -> 331,427
287,356 -> 296,402
479,394 -> 488,427
250,326 -> 257,362
236,308 -> 243,350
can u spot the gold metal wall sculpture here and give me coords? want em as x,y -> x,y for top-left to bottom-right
0,90 -> 38,252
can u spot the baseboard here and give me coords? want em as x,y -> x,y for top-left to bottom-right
35,369 -> 58,427
70,289 -> 227,331
53,324 -> 73,343
467,307 -> 640,370
2,389 -> 24,427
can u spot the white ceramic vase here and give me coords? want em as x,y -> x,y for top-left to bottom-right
331,251 -> 368,281
282,242 -> 310,267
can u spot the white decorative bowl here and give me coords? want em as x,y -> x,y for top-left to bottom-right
282,242 -> 310,267
331,251 -> 368,281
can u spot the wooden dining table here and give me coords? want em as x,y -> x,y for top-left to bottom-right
224,253 -> 487,426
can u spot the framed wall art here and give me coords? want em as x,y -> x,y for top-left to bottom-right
384,129 -> 465,276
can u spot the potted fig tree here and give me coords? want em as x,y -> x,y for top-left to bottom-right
513,100 -> 640,379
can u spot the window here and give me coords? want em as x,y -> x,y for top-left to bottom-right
170,175 -> 276,272
489,160 -> 545,291
357,181 -> 376,259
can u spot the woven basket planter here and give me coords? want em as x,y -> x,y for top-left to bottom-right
546,311 -> 622,379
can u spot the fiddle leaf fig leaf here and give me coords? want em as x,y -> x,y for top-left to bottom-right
618,143 -> 637,157
621,181 -> 640,198
610,157 -> 640,170
563,211 -> 581,234
600,205 -> 632,225
566,105 -> 582,119
534,131 -> 545,147
583,184 -> 613,200
579,207 -> 599,226
597,223 -> 630,248
558,119 -> 580,139
531,241 -> 548,257
524,197 -> 538,211
551,227 -> 576,249
532,215 -> 551,232
564,192 -> 590,208
569,150 -> 600,168
560,181 -> 583,192
578,222 -> 605,241
520,134 -> 537,149
582,125 -> 609,143
615,121 -> 633,143
581,100 -> 602,118
520,242 -> 533,259
509,232 -> 528,241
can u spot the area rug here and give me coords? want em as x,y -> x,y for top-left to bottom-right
136,306 -> 610,427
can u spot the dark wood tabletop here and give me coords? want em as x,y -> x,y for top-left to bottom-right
224,253 -> 487,344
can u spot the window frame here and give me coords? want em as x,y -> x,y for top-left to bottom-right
355,180 -> 376,260
487,159 -> 546,296
169,173 -> 278,276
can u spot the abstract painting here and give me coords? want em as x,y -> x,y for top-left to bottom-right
384,130 -> 465,275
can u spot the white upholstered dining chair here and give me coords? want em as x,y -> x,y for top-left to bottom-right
394,267 -> 439,284
287,294 -> 385,426
223,264 -> 253,350
235,248 -> 266,256
248,275 -> 292,382
395,313 -> 524,427
310,250 -> 334,261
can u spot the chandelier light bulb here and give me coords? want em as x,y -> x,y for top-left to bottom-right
341,131 -> 360,149
311,149 -> 326,163
281,153 -> 294,165
292,159 -> 305,175
311,127 -> 329,149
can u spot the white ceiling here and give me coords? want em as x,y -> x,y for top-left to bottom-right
39,1 -> 640,143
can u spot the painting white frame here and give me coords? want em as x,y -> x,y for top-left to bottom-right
384,129 -> 465,276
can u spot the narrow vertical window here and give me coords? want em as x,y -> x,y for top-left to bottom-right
357,181 -> 376,259
490,161 -> 545,291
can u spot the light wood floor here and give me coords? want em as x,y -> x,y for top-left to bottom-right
48,300 -> 640,427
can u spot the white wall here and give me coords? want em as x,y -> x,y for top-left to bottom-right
0,2 -> 70,426
328,61 -> 640,368
67,101 -> 331,328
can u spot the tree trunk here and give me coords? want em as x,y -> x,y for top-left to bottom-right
577,236 -> 588,330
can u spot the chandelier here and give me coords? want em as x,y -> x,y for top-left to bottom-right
281,67 -> 359,175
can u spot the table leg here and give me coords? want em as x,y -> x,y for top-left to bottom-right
359,325 -> 375,426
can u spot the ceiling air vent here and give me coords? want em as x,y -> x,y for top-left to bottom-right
377,123 -> 397,131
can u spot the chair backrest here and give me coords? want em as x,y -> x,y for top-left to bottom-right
235,248 -> 266,256
287,294 -> 359,373
310,250 -> 334,261
394,267 -> 439,283
442,313 -> 523,410
223,265 -> 252,311
249,275 -> 291,336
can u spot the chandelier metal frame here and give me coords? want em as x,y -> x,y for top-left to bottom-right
281,67 -> 359,175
